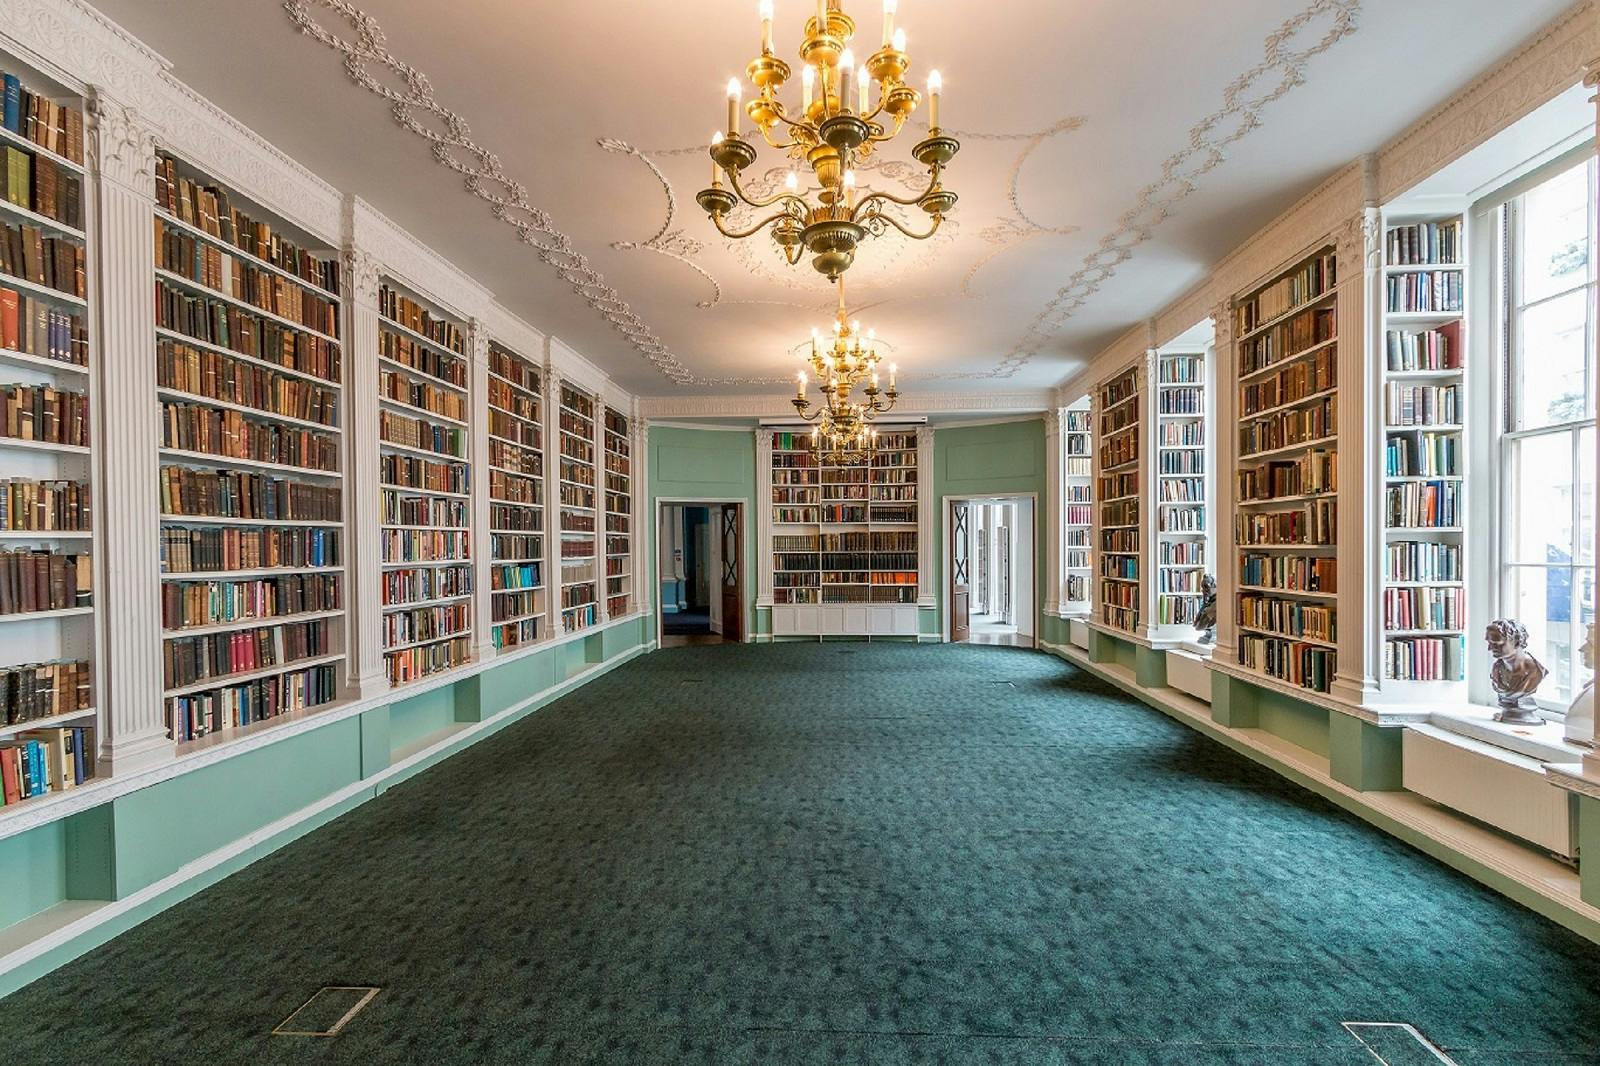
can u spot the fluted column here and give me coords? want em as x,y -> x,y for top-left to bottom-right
1088,386 -> 1103,625
1210,298 -> 1239,668
595,395 -> 610,624
1330,191 -> 1383,710
1583,53 -> 1600,776
632,414 -> 650,617
917,428 -> 936,615
755,429 -> 775,608
544,362 -> 564,634
1138,342 -> 1160,642
468,318 -> 494,659
342,244 -> 386,698
1043,407 -> 1063,617
89,91 -> 170,773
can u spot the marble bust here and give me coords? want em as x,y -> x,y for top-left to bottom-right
1486,619 -> 1548,725
1564,624 -> 1596,747
1193,575 -> 1218,645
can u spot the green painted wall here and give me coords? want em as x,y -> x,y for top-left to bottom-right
931,419 -> 1048,639
647,426 -> 760,637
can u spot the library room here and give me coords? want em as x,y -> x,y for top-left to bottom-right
3,1 -> 1600,1062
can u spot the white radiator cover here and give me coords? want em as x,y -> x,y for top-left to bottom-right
1068,618 -> 1089,650
1403,725 -> 1576,858
1166,650 -> 1212,703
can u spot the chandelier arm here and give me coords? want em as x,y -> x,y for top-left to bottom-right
707,207 -> 804,241
762,99 -> 821,139
754,123 -> 805,151
864,111 -> 907,143
723,166 -> 811,212
869,208 -> 944,242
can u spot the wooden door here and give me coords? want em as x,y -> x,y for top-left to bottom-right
719,504 -> 743,642
951,501 -> 971,642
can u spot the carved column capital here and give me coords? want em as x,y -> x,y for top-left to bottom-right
344,247 -> 382,304
87,88 -> 158,198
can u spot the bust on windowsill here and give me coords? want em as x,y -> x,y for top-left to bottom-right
1564,624 -> 1596,748
1487,618 -> 1548,726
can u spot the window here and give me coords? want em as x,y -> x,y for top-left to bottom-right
1500,155 -> 1597,708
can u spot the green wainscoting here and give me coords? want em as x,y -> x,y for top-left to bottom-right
648,426 -> 759,636
0,622 -> 650,997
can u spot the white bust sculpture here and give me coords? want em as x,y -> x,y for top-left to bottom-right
1564,623 -> 1597,747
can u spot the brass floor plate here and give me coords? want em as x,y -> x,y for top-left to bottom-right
1342,1022 -> 1459,1065
273,986 -> 381,1038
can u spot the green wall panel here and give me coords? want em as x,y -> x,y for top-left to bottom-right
387,687 -> 458,759
1256,692 -> 1330,759
0,822 -> 67,926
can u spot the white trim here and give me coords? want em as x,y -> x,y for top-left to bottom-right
941,492 -> 1040,646
653,496 -> 749,647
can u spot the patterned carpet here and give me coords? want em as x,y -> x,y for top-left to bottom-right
5,643 -> 1600,1064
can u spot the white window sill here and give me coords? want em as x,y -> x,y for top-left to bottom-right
1425,706 -> 1587,765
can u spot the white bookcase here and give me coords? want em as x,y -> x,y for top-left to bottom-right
556,382 -> 599,633
603,405 -> 632,618
1153,348 -> 1211,638
486,341 -> 544,650
1063,400 -> 1093,613
1096,364 -> 1142,634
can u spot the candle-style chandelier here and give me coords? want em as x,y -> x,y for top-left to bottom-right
696,0 -> 958,281
792,278 -> 899,464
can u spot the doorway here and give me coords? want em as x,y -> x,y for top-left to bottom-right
946,495 -> 1036,647
656,499 -> 745,648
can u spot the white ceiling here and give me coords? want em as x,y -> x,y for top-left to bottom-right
91,0 -> 1575,398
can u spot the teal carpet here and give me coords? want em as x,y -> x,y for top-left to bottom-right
4,643 -> 1600,1064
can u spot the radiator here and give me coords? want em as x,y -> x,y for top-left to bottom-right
1068,618 -> 1089,650
1403,724 -> 1576,857
1166,650 -> 1212,703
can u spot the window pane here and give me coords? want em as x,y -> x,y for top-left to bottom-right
1582,426 -> 1596,568
1515,289 -> 1588,430
1506,565 -> 1576,705
1576,567 -> 1596,703
1521,159 -> 1591,304
1508,432 -> 1574,565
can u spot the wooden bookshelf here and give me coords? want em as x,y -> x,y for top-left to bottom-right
0,62 -> 98,805
1154,350 -> 1208,634
603,406 -> 632,618
376,281 -> 472,685
1380,211 -> 1467,690
768,428 -> 920,635
558,383 -> 599,633
152,149 -> 348,743
486,342 -> 544,650
1063,400 -> 1093,611
1097,366 -> 1141,634
1233,246 -> 1339,693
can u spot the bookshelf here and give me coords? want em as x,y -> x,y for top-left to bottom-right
603,406 -> 632,618
767,428 -> 921,636
558,383 -> 599,633
1233,246 -> 1339,693
1154,349 -> 1208,636
0,63 -> 98,802
1063,400 -> 1093,612
486,342 -> 544,651
1380,211 -> 1467,691
1096,366 -> 1141,634
376,281 -> 472,686
152,150 -> 348,744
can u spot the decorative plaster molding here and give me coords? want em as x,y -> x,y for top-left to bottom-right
86,92 -> 157,195
995,0 -> 1362,380
480,300 -> 547,362
346,197 -> 491,321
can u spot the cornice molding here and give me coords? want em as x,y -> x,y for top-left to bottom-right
347,196 -> 492,321
480,301 -> 547,363
637,389 -> 1055,421
546,335 -> 613,402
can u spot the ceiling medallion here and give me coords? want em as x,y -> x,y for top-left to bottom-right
792,278 -> 899,465
697,0 -> 958,281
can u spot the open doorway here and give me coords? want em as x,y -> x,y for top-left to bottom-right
946,495 -> 1036,647
656,499 -> 744,648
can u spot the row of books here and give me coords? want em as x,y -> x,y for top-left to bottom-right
160,466 -> 342,522
1158,450 -> 1203,474
1,727 -> 93,804
381,492 -> 465,529
1238,306 -> 1337,379
1157,569 -> 1206,594
2,145 -> 80,229
487,381 -> 537,429
161,525 -> 338,574
1384,636 -> 1463,682
1100,470 -> 1138,501
558,482 -> 595,509
159,338 -> 340,423
384,638 -> 470,686
156,222 -> 339,336
1383,585 -> 1465,632
167,664 -> 339,744
4,74 -> 84,164
1,381 -> 87,446
1239,594 -> 1335,643
1385,432 -> 1458,478
381,453 -> 468,495
380,409 -> 463,459
562,582 -> 597,610
1158,477 -> 1204,502
491,532 -> 540,561
1386,383 -> 1460,427
2,658 -> 90,724
155,155 -> 341,294
161,401 -> 339,473
1235,500 -> 1336,546
1159,356 -> 1203,384
1100,433 -> 1138,470
1238,396 -> 1335,457
1237,450 -> 1336,502
1386,480 -> 1459,529
1156,595 -> 1204,625
490,438 -> 541,476
492,618 -> 540,650
1237,250 -> 1336,334
0,549 -> 90,614
381,528 -> 469,563
492,590 -> 540,622
379,328 -> 463,388
490,470 -> 539,507
1158,386 -> 1203,414
156,284 -> 343,387
1159,505 -> 1205,533
382,602 -> 471,646
161,573 -> 340,630
0,477 -> 88,532
1066,574 -> 1090,601
1101,368 -> 1138,408
381,565 -> 472,607
1158,422 -> 1205,446
384,367 -> 466,422
1385,540 -> 1460,583
560,386 -> 595,421
0,219 -> 83,298
379,285 -> 465,354
0,287 -> 87,365
1239,347 -> 1335,417
1386,326 -> 1460,371
1238,634 -> 1335,692
1240,553 -> 1336,594
163,619 -> 331,690
1387,271 -> 1463,314
1065,410 -> 1092,433
1160,540 -> 1204,566
1387,220 -> 1461,267
1102,499 -> 1137,530
492,562 -> 542,590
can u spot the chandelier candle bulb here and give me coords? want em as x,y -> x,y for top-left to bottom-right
727,78 -> 741,135
892,27 -> 906,52
710,132 -> 723,185
883,0 -> 896,46
797,371 -> 807,399
802,63 -> 814,109
927,69 -> 941,129
760,0 -> 774,52
839,49 -> 855,112
857,62 -> 869,114
816,0 -> 827,35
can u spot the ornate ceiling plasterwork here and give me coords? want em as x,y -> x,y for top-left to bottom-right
985,0 -> 1363,380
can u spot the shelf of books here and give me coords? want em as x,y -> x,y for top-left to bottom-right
603,406 -> 632,618
376,281 -> 472,686
1380,212 -> 1466,692
1063,401 -> 1093,612
1155,350 -> 1208,636
0,63 -> 97,805
768,428 -> 920,636
1097,367 -> 1141,634
558,383 -> 599,633
152,150 -> 348,745
1233,246 -> 1339,693
486,342 -> 544,651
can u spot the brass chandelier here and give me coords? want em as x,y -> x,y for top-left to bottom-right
697,0 -> 959,280
793,279 -> 898,464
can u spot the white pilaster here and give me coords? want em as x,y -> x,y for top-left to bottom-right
544,361 -> 565,633
595,393 -> 609,623
755,429 -> 775,608
341,242 -> 386,698
468,318 -> 494,660
88,91 -> 171,774
1088,386 -> 1103,625
917,428 -> 936,612
1137,340 -> 1161,642
1043,407 -> 1063,617
1210,298 -> 1239,669
632,414 -> 650,616
1584,52 -> 1600,778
